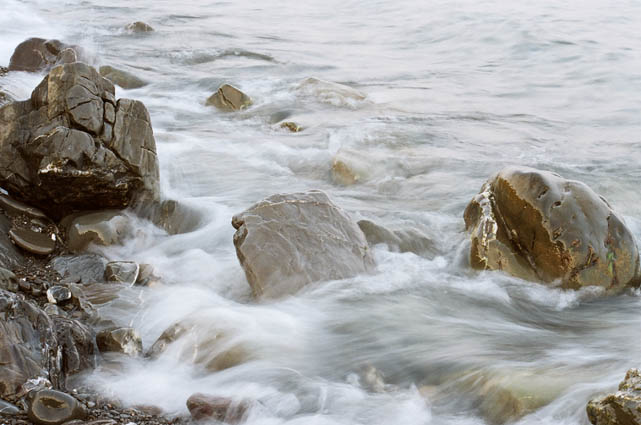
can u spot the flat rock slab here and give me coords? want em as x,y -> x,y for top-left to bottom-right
232,190 -> 375,299
0,193 -> 49,220
9,226 -> 55,255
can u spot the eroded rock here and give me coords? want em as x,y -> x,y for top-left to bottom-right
8,38 -> 82,73
232,190 -> 375,299
186,393 -> 250,423
96,327 -> 142,356
206,84 -> 252,111
99,65 -> 147,89
62,211 -> 131,253
9,226 -> 55,256
464,166 -> 641,292
27,389 -> 86,425
0,62 -> 160,220
587,369 -> 641,425
125,21 -> 154,33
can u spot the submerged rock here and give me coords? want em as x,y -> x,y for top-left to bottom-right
147,199 -> 203,235
27,389 -> 87,425
0,62 -> 160,219
357,220 -> 437,257
587,369 -> 641,425
464,166 -> 641,292
63,210 -> 131,253
9,226 -> 56,255
206,84 -> 252,111
125,21 -> 154,33
104,261 -> 139,285
8,38 -> 81,73
186,393 -> 250,423
99,65 -> 147,89
96,327 -> 142,356
232,190 -> 375,299
280,121 -> 302,132
296,77 -> 366,107
331,149 -> 371,185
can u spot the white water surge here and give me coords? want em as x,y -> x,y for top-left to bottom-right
2,1 -> 641,424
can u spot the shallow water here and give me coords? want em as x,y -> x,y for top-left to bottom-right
2,1 -> 641,424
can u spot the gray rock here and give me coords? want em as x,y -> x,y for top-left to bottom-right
464,166 -> 641,293
96,327 -> 142,356
104,261 -> 139,285
62,210 -> 130,253
147,199 -> 203,235
587,369 -> 641,425
135,263 -> 158,286
358,220 -> 437,257
27,389 -> 87,425
50,255 -> 108,284
52,316 -> 96,377
9,226 -> 56,255
99,65 -> 147,89
232,190 -> 375,299
125,21 -> 154,33
0,213 -> 24,269
0,193 -> 49,220
46,285 -> 72,304
206,84 -> 252,111
0,267 -> 18,292
43,303 -> 67,317
0,62 -> 160,220
0,398 -> 20,414
8,38 -> 83,73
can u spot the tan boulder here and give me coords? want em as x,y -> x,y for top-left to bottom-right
206,84 -> 252,111
587,369 -> 641,425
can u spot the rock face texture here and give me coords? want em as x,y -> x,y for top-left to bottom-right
0,62 -> 160,219
464,167 -> 640,292
587,369 -> 641,425
232,190 -> 375,299
8,38 -> 81,73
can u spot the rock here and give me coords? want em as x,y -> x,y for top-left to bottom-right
357,220 -> 437,257
587,369 -> 641,425
50,255 -> 108,284
0,398 -> 20,414
147,322 -> 189,358
206,84 -> 252,111
0,66 -> 7,76
52,316 -> 96,377
232,190 -> 375,299
0,91 -> 13,107
125,21 -> 154,33
104,261 -> 139,285
186,393 -> 250,423
147,199 -> 202,235
464,166 -> 641,292
96,327 -> 142,356
0,267 -> 18,292
296,77 -> 366,107
135,263 -> 158,286
99,65 -> 147,89
0,193 -> 49,220
0,213 -> 24,269
46,285 -> 72,304
9,226 -> 56,255
63,211 -> 131,253
280,121 -> 302,132
43,303 -> 66,317
27,389 -> 87,425
0,62 -> 160,220
8,38 -> 82,73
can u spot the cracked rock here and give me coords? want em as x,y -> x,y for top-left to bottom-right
206,84 -> 252,111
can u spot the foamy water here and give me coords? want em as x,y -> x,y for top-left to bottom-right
2,1 -> 641,424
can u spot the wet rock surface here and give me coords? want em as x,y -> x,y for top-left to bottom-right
232,190 -> 375,299
51,255 -> 108,284
587,369 -> 641,425
27,389 -> 86,425
8,38 -> 81,73
357,219 -> 437,257
0,214 -> 25,269
206,84 -> 252,111
464,166 -> 641,292
104,261 -> 139,285
96,327 -> 142,356
0,62 -> 160,219
9,226 -> 55,256
99,65 -> 147,89
186,393 -> 250,423
46,285 -> 71,304
62,210 -> 131,253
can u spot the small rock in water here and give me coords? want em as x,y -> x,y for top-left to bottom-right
27,389 -> 87,425
9,226 -> 55,255
63,211 -> 131,253
47,285 -> 72,304
135,263 -> 159,286
105,261 -> 140,285
206,84 -> 252,111
186,393 -> 250,423
587,368 -> 641,425
125,21 -> 154,33
296,77 -> 366,107
0,398 -> 20,414
96,327 -> 143,356
99,65 -> 148,89
280,121 -> 302,132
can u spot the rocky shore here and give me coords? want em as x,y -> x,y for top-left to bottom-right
1,35 -> 640,425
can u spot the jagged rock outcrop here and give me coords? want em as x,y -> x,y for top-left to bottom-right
8,38 -> 81,73
587,369 -> 641,425
232,190 -> 375,299
464,166 -> 641,292
0,62 -> 160,219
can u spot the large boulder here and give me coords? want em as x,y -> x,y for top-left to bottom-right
232,190 -> 375,299
464,167 -> 641,292
587,369 -> 641,425
0,62 -> 160,219
8,38 -> 81,73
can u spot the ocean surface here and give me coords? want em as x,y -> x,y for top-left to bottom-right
2,1 -> 641,424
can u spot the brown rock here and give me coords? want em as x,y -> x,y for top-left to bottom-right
280,121 -> 302,132
232,190 -> 375,299
96,327 -> 142,356
8,38 -> 83,73
99,65 -> 147,89
206,84 -> 252,111
104,261 -> 139,285
464,166 -> 641,292
27,389 -> 86,425
9,226 -> 55,255
0,193 -> 49,220
63,210 -> 131,253
186,393 -> 250,423
587,369 -> 641,425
